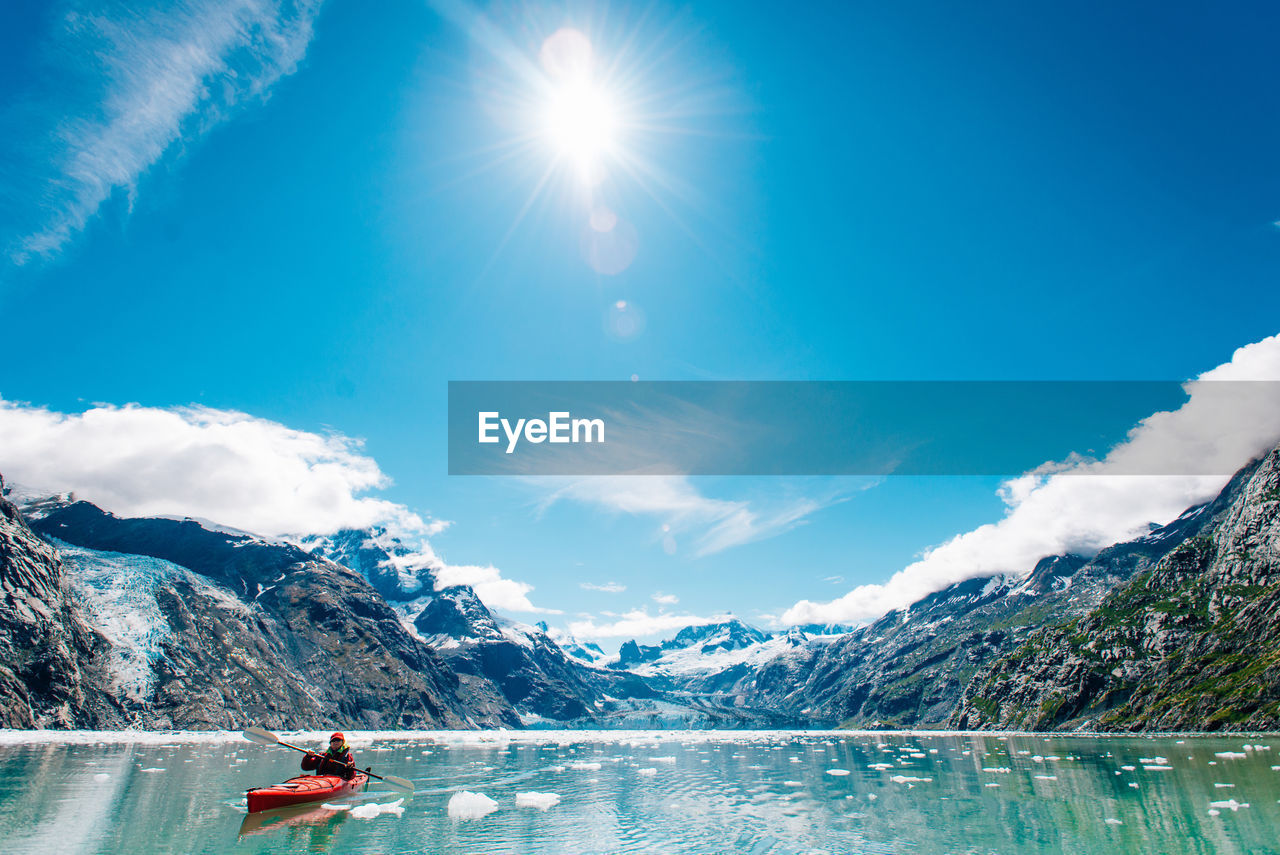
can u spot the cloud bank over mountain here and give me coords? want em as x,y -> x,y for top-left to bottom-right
784,333 -> 1280,627
0,398 -> 558,614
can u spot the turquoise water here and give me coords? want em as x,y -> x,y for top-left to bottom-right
2,730 -> 1279,854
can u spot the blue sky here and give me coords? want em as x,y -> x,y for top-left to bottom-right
3,0 -> 1280,646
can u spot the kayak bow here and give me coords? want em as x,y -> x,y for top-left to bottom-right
246,773 -> 369,813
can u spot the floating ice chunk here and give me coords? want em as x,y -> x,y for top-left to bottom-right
1034,775 -> 1057,780
448,792 -> 499,820
889,775 -> 932,784
569,761 -> 602,771
351,798 -> 404,819
1215,752 -> 1247,759
783,781 -> 803,787
1120,765 -> 1136,771
826,769 -> 851,776
1213,783 -> 1235,788
1128,783 -> 1139,789
982,767 -> 1011,773
1209,799 -> 1248,811
1143,765 -> 1173,771
93,773 -> 110,780
1208,809 -> 1220,816
1105,818 -> 1123,825
638,768 -> 657,776
985,783 -> 1000,788
139,768 -> 165,772
516,792 -> 561,810
868,763 -> 894,771
652,756 -> 676,764
320,803 -> 351,810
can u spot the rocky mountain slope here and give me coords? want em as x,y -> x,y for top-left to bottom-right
15,500 -> 519,729
632,457 -> 1260,729
0,491 -> 117,727
305,528 -> 658,724
953,446 -> 1280,732
5,440 -> 1277,734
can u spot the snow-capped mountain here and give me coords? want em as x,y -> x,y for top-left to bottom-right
4,440 -> 1277,734
1,493 -> 518,730
539,623 -> 607,665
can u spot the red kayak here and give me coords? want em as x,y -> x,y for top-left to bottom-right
246,773 -> 369,813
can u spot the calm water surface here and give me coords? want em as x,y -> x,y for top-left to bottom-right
2,730 -> 1278,854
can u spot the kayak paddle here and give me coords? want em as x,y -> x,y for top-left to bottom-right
242,725 -> 415,793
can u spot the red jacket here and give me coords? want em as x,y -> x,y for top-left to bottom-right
302,746 -> 356,780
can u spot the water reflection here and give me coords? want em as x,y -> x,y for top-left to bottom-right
0,732 -> 1277,854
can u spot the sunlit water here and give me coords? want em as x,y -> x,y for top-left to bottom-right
3,730 -> 1279,854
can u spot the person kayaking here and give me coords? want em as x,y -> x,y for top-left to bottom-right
301,732 -> 356,780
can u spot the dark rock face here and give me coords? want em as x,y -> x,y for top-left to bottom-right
307,523 -> 662,723
414,586 -> 656,722
27,502 -> 518,730
953,448 -> 1280,732
0,496 -> 116,727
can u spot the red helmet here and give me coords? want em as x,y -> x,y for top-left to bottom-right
329,732 -> 345,742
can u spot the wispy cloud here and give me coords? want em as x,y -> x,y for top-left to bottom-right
0,398 -> 554,614
784,333 -> 1280,626
532,475 -> 843,557
580,581 -> 626,593
5,0 -> 323,263
651,592 -> 679,605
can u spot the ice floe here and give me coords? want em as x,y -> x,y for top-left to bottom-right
448,791 -> 499,819
515,792 -> 561,810
350,799 -> 405,819
1209,799 -> 1248,811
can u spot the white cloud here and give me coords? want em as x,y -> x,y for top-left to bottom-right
434,563 -> 561,615
580,581 -> 626,593
783,333 -> 1280,627
6,0 -> 323,263
567,609 -> 725,640
0,398 -> 553,614
652,592 -> 679,605
534,475 -> 840,556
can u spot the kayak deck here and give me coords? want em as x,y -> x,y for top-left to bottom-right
246,773 -> 369,813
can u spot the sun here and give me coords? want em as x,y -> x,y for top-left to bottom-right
536,27 -> 622,184
543,79 -> 619,174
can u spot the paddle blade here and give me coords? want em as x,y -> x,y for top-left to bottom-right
242,726 -> 281,746
380,773 -> 415,794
